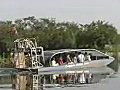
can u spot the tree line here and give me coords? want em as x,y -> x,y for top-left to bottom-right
0,16 -> 119,58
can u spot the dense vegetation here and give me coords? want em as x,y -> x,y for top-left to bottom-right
0,16 -> 119,61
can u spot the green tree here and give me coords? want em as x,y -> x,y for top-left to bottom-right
76,20 -> 117,49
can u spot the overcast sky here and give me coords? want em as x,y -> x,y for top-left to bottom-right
0,0 -> 120,32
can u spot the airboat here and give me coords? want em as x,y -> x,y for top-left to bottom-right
12,38 -> 115,72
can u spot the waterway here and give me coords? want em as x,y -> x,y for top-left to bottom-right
0,59 -> 119,90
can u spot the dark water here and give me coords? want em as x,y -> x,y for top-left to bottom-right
0,60 -> 119,90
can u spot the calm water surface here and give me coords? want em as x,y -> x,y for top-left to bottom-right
0,60 -> 119,90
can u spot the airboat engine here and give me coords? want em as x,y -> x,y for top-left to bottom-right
13,38 -> 44,70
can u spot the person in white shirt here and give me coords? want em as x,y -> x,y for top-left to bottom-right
87,53 -> 92,61
78,52 -> 85,63
73,54 -> 78,64
84,52 -> 91,61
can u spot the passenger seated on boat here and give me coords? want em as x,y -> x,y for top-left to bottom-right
84,52 -> 88,61
78,52 -> 85,63
73,54 -> 78,64
87,53 -> 92,61
67,54 -> 73,64
57,55 -> 64,65
52,58 -> 59,66
84,52 -> 91,61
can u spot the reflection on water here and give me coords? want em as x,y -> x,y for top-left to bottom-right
0,66 -> 115,90
12,73 -> 45,90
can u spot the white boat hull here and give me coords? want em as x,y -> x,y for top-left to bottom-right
38,58 -> 114,72
38,66 -> 114,75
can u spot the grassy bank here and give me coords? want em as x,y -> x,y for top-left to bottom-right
0,56 -> 13,68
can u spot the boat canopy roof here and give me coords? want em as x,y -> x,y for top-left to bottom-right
44,49 -> 109,61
